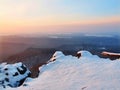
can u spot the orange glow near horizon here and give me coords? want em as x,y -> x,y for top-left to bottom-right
0,0 -> 120,35
1,16 -> 120,26
0,16 -> 120,35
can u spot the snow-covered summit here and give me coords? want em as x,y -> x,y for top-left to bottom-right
77,50 -> 92,57
3,51 -> 120,90
49,51 -> 65,62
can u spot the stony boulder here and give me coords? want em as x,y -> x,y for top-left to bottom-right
0,62 -> 31,88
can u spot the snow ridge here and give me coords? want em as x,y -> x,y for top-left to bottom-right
2,51 -> 120,90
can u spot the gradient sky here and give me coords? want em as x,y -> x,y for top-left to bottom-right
0,0 -> 120,35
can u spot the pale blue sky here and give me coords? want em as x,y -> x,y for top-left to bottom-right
0,0 -> 120,35
0,0 -> 119,19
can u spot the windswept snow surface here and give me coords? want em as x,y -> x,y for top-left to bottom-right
6,51 -> 120,90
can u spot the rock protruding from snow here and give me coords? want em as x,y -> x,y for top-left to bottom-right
77,50 -> 93,58
49,51 -> 65,62
101,51 -> 120,60
0,62 -> 31,88
102,51 -> 120,56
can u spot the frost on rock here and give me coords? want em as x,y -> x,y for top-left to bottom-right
0,62 -> 31,88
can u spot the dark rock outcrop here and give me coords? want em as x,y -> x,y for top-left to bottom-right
101,51 -> 120,60
0,62 -> 31,88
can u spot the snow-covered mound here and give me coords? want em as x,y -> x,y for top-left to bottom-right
4,51 -> 120,90
0,62 -> 31,89
49,51 -> 65,62
77,50 -> 93,57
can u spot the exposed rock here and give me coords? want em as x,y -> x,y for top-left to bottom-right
76,50 -> 93,58
101,51 -> 120,60
49,51 -> 65,62
76,52 -> 81,58
0,62 -> 31,88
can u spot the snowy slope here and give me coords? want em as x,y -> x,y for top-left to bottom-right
5,51 -> 120,90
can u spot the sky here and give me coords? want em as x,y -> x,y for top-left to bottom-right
0,0 -> 120,35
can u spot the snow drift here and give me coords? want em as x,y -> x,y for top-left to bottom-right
1,50 -> 120,90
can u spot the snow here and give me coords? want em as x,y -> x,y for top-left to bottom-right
0,62 -> 30,89
3,51 -> 120,90
77,50 -> 93,57
49,51 -> 65,62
